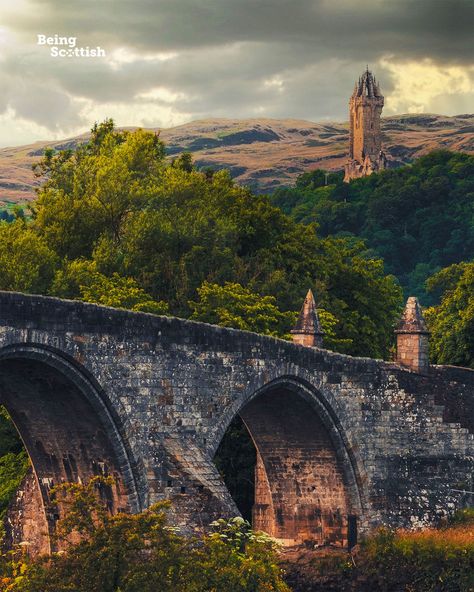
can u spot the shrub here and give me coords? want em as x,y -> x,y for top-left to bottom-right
0,479 -> 289,592
360,524 -> 474,591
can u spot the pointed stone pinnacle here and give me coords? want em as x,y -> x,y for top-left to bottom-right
395,297 -> 430,373
291,289 -> 324,347
395,296 -> 429,335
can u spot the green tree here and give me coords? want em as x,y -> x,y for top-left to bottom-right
34,121 -> 166,259
214,417 -> 256,522
189,281 -> 296,337
295,168 -> 343,190
0,479 -> 289,592
80,273 -> 169,315
271,151 -> 474,303
0,221 -> 56,293
189,281 -> 353,351
425,262 -> 474,368
0,452 -> 29,536
5,118 -> 403,359
0,408 -> 29,538
51,260 -> 169,315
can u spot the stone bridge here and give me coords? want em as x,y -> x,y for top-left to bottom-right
0,291 -> 473,554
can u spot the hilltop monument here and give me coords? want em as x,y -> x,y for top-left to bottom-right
344,67 -> 387,182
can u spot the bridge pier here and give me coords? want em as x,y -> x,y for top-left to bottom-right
240,386 -> 352,547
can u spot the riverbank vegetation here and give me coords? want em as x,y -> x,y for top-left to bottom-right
1,479 -> 473,592
283,509 -> 474,592
0,478 -> 289,592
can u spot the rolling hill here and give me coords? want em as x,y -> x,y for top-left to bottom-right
0,113 -> 473,204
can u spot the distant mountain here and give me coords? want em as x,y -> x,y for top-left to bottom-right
0,113 -> 473,204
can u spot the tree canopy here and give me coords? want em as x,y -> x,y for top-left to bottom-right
0,408 -> 29,539
271,151 -> 474,305
425,262 -> 474,368
0,119 -> 403,359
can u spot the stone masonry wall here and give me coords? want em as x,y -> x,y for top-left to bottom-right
3,468 -> 49,556
396,333 -> 430,373
0,291 -> 472,550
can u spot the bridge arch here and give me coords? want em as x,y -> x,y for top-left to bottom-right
213,376 -> 367,547
0,344 -> 141,552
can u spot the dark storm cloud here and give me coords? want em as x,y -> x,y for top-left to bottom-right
8,0 -> 473,63
0,0 -> 472,138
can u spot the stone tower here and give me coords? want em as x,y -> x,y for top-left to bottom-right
344,67 -> 387,182
291,289 -> 324,347
395,297 -> 430,373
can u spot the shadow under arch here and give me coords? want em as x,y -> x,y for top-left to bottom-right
212,376 -> 368,547
0,343 -> 142,553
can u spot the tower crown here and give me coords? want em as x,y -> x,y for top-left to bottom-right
351,68 -> 382,100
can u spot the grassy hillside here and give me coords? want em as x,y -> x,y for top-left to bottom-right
0,113 -> 473,204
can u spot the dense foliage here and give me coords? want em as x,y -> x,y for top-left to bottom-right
271,151 -> 474,305
358,519 -> 474,592
3,478 -> 471,592
0,409 -> 29,538
425,262 -> 474,368
189,281 -> 297,337
283,510 -> 474,592
0,478 -> 289,592
214,417 -> 256,521
0,119 -> 403,359
0,211 -> 14,223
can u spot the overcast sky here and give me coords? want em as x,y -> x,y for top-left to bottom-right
0,0 -> 472,146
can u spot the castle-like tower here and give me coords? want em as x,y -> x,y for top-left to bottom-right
344,67 -> 387,182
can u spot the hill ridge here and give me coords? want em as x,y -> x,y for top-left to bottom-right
0,113 -> 473,203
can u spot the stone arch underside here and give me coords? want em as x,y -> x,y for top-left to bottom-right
234,382 -> 361,547
0,347 -> 138,554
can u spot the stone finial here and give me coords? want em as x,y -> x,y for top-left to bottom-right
395,297 -> 429,334
395,297 -> 430,373
291,289 -> 324,348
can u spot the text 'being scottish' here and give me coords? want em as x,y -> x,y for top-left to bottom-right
37,34 -> 106,58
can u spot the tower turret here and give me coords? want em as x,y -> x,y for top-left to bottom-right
291,289 -> 324,348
